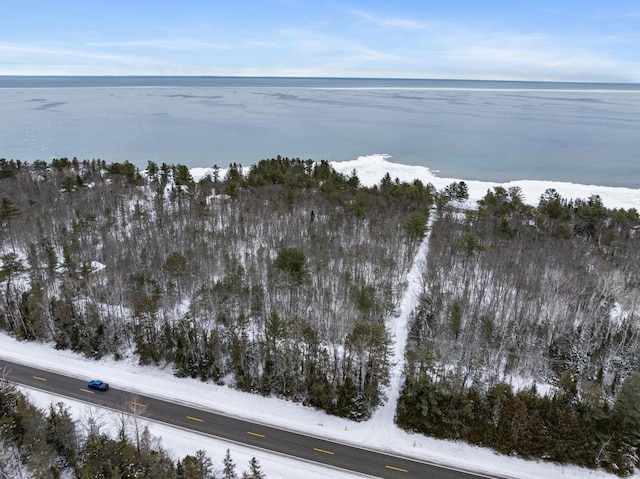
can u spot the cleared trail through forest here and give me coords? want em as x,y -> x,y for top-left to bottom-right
369,208 -> 436,434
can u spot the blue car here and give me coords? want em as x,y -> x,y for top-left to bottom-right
87,379 -> 109,391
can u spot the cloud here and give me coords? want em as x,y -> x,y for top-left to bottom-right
0,43 -> 154,64
0,42 -> 170,75
248,19 -> 639,81
86,38 -> 230,51
442,30 -> 635,80
275,28 -> 331,53
338,6 -> 640,81
1,3 -> 638,82
348,9 -> 438,31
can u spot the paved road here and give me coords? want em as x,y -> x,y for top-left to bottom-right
1,359 -> 498,479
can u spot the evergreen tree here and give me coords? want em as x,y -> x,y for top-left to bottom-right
0,252 -> 26,301
179,450 -> 214,479
45,402 -> 79,469
404,210 -> 429,242
0,196 -> 20,240
273,247 -> 308,285
242,457 -> 265,479
222,449 -> 238,479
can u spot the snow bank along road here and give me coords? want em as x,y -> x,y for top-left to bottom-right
1,359 -> 498,479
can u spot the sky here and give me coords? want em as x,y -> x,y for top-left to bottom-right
2,0 -> 640,82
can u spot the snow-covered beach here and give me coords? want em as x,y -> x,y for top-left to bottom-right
330,154 -> 640,211
191,153 -> 640,210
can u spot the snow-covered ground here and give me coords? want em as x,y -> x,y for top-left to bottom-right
2,334 -> 626,479
3,154 -> 638,478
370,206 -> 436,435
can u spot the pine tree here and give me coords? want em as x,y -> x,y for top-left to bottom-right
0,252 -> 26,295
222,449 -> 238,479
179,450 -> 214,479
45,402 -> 78,469
242,457 -> 265,479
0,196 -> 20,242
273,247 -> 308,285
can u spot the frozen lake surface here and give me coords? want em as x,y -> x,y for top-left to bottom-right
1,76 -> 639,187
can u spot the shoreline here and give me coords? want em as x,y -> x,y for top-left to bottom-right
191,154 -> 640,211
2,75 -> 639,91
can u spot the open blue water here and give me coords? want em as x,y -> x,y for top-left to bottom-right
1,76 -> 639,187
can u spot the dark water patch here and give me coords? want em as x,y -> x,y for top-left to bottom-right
33,101 -> 66,110
164,94 -> 223,100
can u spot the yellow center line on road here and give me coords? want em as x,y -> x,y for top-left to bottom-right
33,376 -> 47,381
186,416 -> 204,423
313,447 -> 335,455
247,431 -> 266,438
80,388 -> 95,394
132,401 -> 147,408
385,465 -> 408,473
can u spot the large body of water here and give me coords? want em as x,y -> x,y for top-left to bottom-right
1,76 -> 639,187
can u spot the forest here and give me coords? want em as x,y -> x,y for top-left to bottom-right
0,156 -> 639,475
0,375 -> 265,478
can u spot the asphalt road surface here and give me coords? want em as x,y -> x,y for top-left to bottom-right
1,358 -> 500,479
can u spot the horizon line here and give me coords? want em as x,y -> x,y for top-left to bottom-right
0,74 -> 639,86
